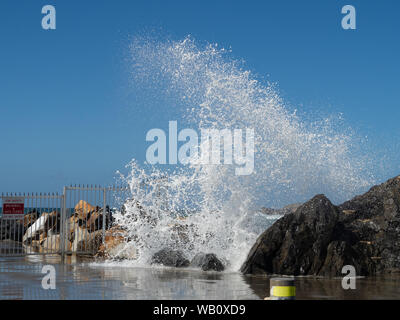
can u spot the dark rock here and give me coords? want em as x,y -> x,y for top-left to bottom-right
190,253 -> 225,271
96,226 -> 128,258
259,208 -> 281,215
74,200 -> 97,220
241,175 -> 400,277
151,248 -> 190,268
282,203 -> 303,214
241,194 -> 339,276
22,211 -> 59,244
86,206 -> 113,232
260,203 -> 302,216
22,210 -> 39,230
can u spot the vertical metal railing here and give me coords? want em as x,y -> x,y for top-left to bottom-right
60,185 -> 130,256
0,186 -> 129,257
102,188 -> 107,246
0,192 -> 63,256
60,187 -> 66,260
0,182 -> 170,258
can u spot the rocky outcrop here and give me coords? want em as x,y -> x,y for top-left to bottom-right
151,248 -> 190,267
241,175 -> 400,277
190,253 -> 225,271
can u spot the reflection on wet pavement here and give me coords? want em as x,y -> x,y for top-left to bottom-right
1,256 -> 400,300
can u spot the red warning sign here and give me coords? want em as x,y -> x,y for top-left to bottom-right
2,197 -> 24,219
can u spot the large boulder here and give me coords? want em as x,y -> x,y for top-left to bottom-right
22,211 -> 58,244
39,234 -> 72,253
86,230 -> 104,253
41,235 -> 60,252
21,210 -> 39,230
67,215 -> 80,235
190,253 -> 225,271
71,201 -> 113,232
241,194 -> 339,276
336,175 -> 400,275
96,226 -> 128,258
86,207 -> 113,232
70,226 -> 102,253
151,248 -> 190,267
86,211 -> 102,232
74,200 -> 97,220
73,229 -> 103,253
241,175 -> 400,277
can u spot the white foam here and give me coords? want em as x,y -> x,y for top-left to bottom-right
109,36 -> 373,271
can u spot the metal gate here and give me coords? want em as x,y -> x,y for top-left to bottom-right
0,192 -> 63,256
0,186 -> 129,257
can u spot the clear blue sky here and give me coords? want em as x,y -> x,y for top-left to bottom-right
0,0 -> 399,192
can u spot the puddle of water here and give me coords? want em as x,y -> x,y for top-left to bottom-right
1,256 -> 400,300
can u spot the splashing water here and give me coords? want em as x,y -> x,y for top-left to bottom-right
111,36 -> 373,271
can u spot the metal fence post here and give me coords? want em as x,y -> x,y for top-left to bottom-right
0,185 -> 129,258
102,187 -> 106,246
60,186 -> 66,262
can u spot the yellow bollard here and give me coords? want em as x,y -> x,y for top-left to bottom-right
266,278 -> 296,300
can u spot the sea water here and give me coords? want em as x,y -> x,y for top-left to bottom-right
108,36 -> 374,271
